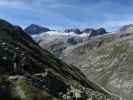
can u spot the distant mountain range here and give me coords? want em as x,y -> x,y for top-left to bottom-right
24,24 -> 108,57
64,27 -> 107,37
24,24 -> 107,37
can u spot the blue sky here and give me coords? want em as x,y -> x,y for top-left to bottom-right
0,0 -> 133,31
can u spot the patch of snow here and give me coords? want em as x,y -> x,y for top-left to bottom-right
43,31 -> 90,37
32,31 -> 90,38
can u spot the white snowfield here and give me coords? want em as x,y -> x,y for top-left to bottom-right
32,31 -> 90,38
45,31 -> 91,37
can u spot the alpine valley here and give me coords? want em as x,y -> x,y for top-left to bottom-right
25,23 -> 133,100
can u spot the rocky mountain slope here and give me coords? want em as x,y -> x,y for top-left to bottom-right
31,27 -> 107,58
119,24 -> 133,33
61,29 -> 133,100
33,31 -> 88,57
0,19 -> 119,100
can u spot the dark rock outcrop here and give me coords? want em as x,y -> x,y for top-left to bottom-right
24,24 -> 50,35
0,19 -> 119,100
64,28 -> 82,34
89,28 -> 107,37
64,28 -> 107,37
82,28 -> 95,33
119,24 -> 133,32
67,37 -> 83,45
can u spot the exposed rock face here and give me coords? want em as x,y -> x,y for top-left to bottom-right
24,24 -> 50,35
67,37 -> 83,45
64,28 -> 82,34
89,28 -> 107,37
34,33 -> 86,57
82,28 -> 95,33
61,32 -> 133,100
96,28 -> 107,35
119,24 -> 133,33
0,19 -> 118,100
